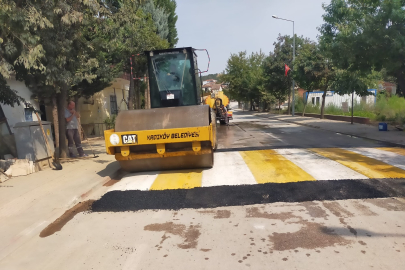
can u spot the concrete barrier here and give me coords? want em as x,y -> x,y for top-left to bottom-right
298,113 -> 370,124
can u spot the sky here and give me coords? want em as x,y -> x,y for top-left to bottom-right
176,0 -> 331,74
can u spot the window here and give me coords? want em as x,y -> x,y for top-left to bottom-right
316,97 -> 320,106
110,95 -> 118,115
312,97 -> 315,105
148,48 -> 198,108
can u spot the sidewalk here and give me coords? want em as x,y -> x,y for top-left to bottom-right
258,113 -> 405,146
0,139 -> 121,261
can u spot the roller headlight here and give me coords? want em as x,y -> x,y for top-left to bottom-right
110,134 -> 120,145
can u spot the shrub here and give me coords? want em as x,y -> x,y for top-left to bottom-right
104,114 -> 116,129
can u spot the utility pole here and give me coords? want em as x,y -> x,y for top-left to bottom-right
272,15 -> 295,116
351,90 -> 354,125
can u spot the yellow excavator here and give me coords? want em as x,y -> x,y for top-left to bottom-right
204,91 -> 233,125
104,47 -> 217,172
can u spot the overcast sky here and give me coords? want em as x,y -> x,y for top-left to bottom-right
176,0 -> 331,74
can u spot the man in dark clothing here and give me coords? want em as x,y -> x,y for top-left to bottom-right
65,101 -> 87,158
219,104 -> 229,125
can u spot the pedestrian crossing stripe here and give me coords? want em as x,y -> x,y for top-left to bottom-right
377,147 -> 405,157
109,147 -> 405,191
310,148 -> 405,179
150,170 -> 202,190
240,150 -> 315,183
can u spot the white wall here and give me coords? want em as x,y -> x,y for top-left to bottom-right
2,77 -> 39,133
307,90 -> 376,108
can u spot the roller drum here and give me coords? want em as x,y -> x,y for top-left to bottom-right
114,105 -> 214,172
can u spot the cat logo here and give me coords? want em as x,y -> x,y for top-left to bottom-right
121,134 -> 137,144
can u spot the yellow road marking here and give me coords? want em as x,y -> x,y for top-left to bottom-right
240,150 -> 315,183
150,170 -> 203,190
377,147 -> 405,157
311,148 -> 405,178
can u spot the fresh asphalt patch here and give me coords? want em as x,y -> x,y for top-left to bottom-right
91,178 -> 405,212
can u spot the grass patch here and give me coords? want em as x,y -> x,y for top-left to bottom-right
295,94 -> 405,125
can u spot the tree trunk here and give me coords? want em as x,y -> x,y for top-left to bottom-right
287,90 -> 291,114
128,76 -> 134,110
397,71 -> 405,97
144,74 -> 149,109
52,95 -> 60,158
57,84 -> 68,158
302,103 -> 307,117
135,75 -> 141,109
320,90 -> 327,119
278,99 -> 281,113
302,92 -> 308,116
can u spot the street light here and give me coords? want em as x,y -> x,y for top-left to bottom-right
272,15 -> 295,116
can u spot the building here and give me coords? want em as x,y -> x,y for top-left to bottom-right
379,82 -> 396,95
77,77 -> 130,137
305,89 -> 377,108
0,75 -> 41,159
1,75 -> 40,133
202,83 -> 222,93
202,79 -> 217,85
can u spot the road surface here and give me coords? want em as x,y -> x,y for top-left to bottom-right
1,104 -> 405,269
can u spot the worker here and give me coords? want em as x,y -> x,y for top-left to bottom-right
65,101 -> 87,158
219,103 -> 229,125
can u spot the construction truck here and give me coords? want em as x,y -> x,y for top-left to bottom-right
104,47 -> 217,172
204,91 -> 233,125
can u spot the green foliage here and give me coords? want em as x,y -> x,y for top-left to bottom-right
221,51 -> 265,107
142,0 -> 169,40
319,0 -> 405,96
263,35 -> 309,106
154,0 -> 178,47
293,41 -> 334,92
0,0 -> 52,79
104,114 -> 117,129
0,74 -> 25,106
375,94 -> 405,124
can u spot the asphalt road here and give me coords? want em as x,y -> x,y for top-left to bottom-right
1,105 -> 405,270
216,112 -> 388,151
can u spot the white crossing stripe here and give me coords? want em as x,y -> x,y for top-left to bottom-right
275,148 -> 368,180
201,152 -> 257,187
344,147 -> 405,171
108,172 -> 158,191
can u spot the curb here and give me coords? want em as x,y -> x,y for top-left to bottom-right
260,114 -> 405,148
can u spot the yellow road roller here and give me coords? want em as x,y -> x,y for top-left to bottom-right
204,91 -> 233,124
104,47 -> 217,172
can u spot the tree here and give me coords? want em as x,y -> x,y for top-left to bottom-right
262,54 -> 290,111
221,51 -> 265,110
154,0 -> 178,47
319,0 -> 405,96
1,1 -> 111,157
142,0 -> 169,40
263,35 -> 308,112
0,0 -> 52,80
293,41 -> 334,118
104,1 -> 169,110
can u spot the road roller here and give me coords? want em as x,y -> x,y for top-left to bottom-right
204,91 -> 233,125
104,47 -> 217,172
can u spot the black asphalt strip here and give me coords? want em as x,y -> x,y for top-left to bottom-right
91,178 -> 405,212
